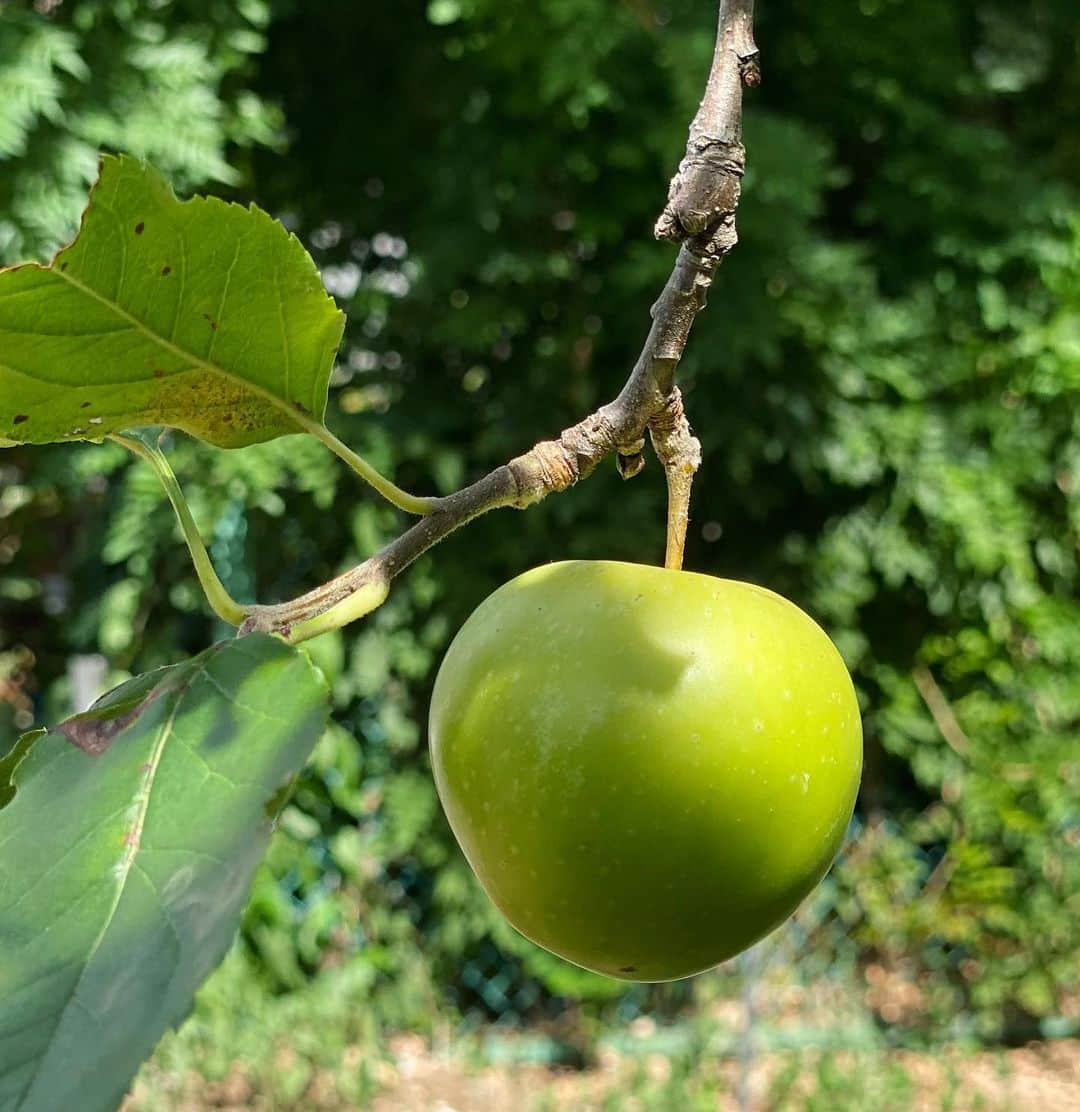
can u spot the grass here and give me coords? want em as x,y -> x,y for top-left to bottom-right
124,948 -> 1079,1110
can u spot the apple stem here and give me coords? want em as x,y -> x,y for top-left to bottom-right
650,388 -> 702,570
663,466 -> 694,572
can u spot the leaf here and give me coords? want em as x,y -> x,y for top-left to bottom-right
0,731 -> 44,810
0,155 -> 344,449
0,634 -> 330,1112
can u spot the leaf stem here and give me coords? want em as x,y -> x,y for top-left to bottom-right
110,434 -> 250,627
289,411 -> 435,516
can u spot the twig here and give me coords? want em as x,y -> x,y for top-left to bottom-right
650,0 -> 754,563
241,0 -> 758,642
655,0 -> 758,250
913,665 -> 972,757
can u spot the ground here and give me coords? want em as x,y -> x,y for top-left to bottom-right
127,1035 -> 1079,1110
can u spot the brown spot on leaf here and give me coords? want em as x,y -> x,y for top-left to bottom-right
80,401 -> 92,408
293,401 -> 309,414
122,831 -> 139,847
201,313 -> 218,331
12,414 -> 28,424
57,678 -> 181,756
619,966 -> 637,974
152,368 -> 165,378
59,262 -> 68,272
59,703 -> 146,755
161,265 -> 171,276
135,222 -> 145,235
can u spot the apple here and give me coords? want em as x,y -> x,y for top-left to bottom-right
429,560 -> 862,981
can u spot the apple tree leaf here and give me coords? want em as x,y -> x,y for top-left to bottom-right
0,634 -> 330,1112
0,155 -> 344,449
0,730 -> 44,810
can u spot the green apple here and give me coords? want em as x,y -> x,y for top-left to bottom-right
429,560 -> 862,981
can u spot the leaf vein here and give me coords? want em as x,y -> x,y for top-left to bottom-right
207,236 -> 244,364
51,266 -> 302,435
193,663 -> 293,727
0,802 -> 133,920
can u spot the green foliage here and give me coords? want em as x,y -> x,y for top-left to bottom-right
0,634 -> 329,1112
1,0 -> 1077,1060
0,155 -> 343,449
0,0 -> 281,264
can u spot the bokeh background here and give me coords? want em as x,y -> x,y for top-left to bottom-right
1,0 -> 1078,1107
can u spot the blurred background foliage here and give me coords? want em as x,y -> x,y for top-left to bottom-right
1,0 -> 1078,1086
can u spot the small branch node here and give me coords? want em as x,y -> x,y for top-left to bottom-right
654,138 -> 745,243
616,437 -> 647,480
509,440 -> 577,507
732,0 -> 760,86
739,53 -> 761,87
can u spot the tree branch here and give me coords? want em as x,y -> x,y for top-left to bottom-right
655,0 -> 758,251
241,0 -> 758,642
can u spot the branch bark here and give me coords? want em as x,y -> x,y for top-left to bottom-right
242,0 -> 757,642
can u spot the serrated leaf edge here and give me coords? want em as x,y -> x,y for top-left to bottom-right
0,154 -> 345,448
